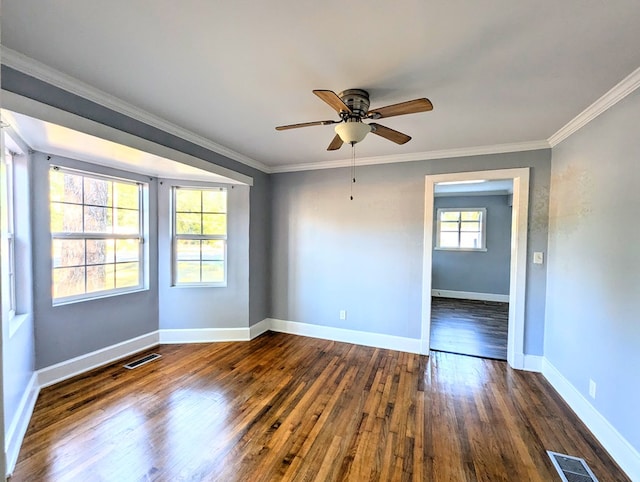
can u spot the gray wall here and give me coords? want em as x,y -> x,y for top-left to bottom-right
432,195 -> 511,295
546,89 -> 640,451
158,180 -> 250,329
1,66 -> 272,326
31,153 -> 159,368
271,149 -> 551,353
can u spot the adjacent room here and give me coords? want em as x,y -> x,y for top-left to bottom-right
1,1 -> 639,481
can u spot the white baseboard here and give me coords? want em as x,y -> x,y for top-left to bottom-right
159,327 -> 250,344
249,318 -> 271,339
523,355 -> 543,372
37,331 -> 160,388
431,289 -> 509,302
267,318 -> 422,354
5,373 -> 39,477
542,358 -> 640,480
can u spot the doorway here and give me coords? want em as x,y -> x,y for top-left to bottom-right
420,168 -> 530,369
429,181 -> 512,360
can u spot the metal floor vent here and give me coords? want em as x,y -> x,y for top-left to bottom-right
547,451 -> 599,482
123,353 -> 161,369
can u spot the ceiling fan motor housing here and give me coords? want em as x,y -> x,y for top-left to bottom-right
338,89 -> 370,118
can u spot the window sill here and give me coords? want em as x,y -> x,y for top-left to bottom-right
52,287 -> 148,307
171,283 -> 227,289
434,247 -> 487,252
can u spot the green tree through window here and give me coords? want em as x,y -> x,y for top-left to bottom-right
173,187 -> 227,285
50,167 -> 144,302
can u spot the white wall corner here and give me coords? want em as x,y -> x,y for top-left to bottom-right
522,354 -> 543,372
268,318 -> 422,354
37,331 -> 160,388
249,319 -> 271,339
159,327 -> 251,344
541,358 -> 640,480
5,373 -> 39,477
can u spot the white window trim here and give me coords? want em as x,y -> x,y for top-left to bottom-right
50,165 -> 147,305
2,143 -> 17,319
171,186 -> 228,288
435,207 -> 487,252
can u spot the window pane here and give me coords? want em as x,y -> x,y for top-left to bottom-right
440,221 -> 459,232
440,211 -> 460,222
50,170 -> 82,204
84,206 -> 113,233
53,267 -> 85,298
460,232 -> 481,248
176,189 -> 201,212
202,240 -> 225,261
176,213 -> 202,234
176,261 -> 201,283
460,222 -> 480,232
115,262 -> 139,288
52,239 -> 85,268
87,264 -> 115,293
51,202 -> 83,232
461,211 -> 481,221
114,182 -> 139,209
202,261 -> 224,283
439,232 -> 459,248
116,239 -> 140,263
87,239 -> 115,265
203,190 -> 226,213
203,214 -> 226,235
176,239 -> 201,260
114,208 -> 139,234
84,177 -> 112,206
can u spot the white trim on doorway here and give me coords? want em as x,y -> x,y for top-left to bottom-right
421,168 -> 530,369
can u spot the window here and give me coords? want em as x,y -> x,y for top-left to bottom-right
172,186 -> 227,286
50,167 -> 145,303
1,145 -> 16,317
436,208 -> 486,250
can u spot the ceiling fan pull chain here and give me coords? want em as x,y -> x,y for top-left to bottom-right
350,144 -> 356,200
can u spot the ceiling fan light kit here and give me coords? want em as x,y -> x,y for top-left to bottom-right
335,120 -> 371,145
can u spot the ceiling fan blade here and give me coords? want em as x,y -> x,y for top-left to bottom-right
275,120 -> 338,131
313,90 -> 352,114
327,134 -> 344,151
370,123 -> 411,145
368,98 -> 433,119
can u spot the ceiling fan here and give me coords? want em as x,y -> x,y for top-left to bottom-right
275,89 -> 433,150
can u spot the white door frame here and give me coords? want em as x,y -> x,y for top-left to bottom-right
420,167 -> 530,369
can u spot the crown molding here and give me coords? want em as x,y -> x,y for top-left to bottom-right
1,47 -> 271,173
548,66 -> 640,147
270,140 -> 550,173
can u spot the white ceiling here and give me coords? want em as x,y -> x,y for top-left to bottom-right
2,1 -> 640,171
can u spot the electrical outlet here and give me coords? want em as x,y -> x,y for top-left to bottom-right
339,310 -> 347,320
533,252 -> 544,264
589,379 -> 596,399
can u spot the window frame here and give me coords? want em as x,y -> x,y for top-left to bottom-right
171,185 -> 228,288
50,165 -> 147,305
1,145 -> 16,318
435,207 -> 487,251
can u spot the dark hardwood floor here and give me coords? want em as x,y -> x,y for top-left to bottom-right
430,297 -> 509,360
10,332 -> 628,481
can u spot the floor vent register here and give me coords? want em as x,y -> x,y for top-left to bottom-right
547,451 -> 599,482
123,353 -> 162,369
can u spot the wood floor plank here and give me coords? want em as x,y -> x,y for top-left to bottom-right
430,297 -> 509,360
9,332 -> 629,481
